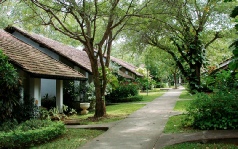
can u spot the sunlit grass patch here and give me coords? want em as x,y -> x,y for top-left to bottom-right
70,103 -> 145,125
179,90 -> 197,100
173,100 -> 192,112
139,90 -> 167,102
163,114 -> 197,134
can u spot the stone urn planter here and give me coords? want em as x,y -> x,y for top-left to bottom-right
80,103 -> 90,115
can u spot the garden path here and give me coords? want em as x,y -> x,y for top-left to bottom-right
74,87 -> 183,149
68,86 -> 238,148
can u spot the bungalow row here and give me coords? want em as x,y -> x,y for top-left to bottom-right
1,27 -> 143,110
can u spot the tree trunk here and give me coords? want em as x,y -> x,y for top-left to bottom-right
92,66 -> 106,118
188,63 -> 201,93
173,73 -> 177,89
94,81 -> 106,117
86,47 -> 106,118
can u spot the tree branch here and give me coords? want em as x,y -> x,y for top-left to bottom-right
205,32 -> 222,49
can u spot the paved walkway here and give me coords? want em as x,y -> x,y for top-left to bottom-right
68,87 -> 183,149
67,87 -> 238,149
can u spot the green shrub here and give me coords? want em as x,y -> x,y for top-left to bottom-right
17,119 -> 53,131
116,95 -> 143,103
185,90 -> 238,130
202,70 -> 238,92
12,97 -> 39,123
0,120 -> 65,148
105,83 -> 139,103
0,50 -> 21,122
0,119 -> 18,133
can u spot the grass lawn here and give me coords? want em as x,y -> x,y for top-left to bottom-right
32,89 -> 166,149
164,142 -> 238,149
173,90 -> 195,112
163,114 -> 197,134
164,89 -> 197,134
31,128 -> 104,149
69,88 -> 166,125
173,100 -> 192,112
70,103 -> 146,125
179,90 -> 197,100
139,89 -> 167,102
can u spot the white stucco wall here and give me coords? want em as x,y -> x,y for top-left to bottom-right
29,78 -> 41,106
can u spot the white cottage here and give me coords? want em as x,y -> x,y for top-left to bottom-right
0,30 -> 86,111
5,26 -> 143,98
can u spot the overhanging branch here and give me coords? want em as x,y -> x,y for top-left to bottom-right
205,32 -> 222,49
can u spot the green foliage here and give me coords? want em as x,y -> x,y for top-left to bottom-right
179,90 -> 197,100
173,100 -> 192,112
0,120 -> 65,148
202,70 -> 238,92
186,90 -> 238,130
229,5 -> 238,76
0,119 -> 18,132
17,119 -> 54,132
113,95 -> 143,103
40,105 -> 77,121
39,108 -> 51,120
164,142 -> 238,149
163,114 -> 196,134
86,82 -> 96,101
31,128 -> 105,149
41,94 -> 56,110
135,68 -> 156,91
99,67 -> 119,95
11,97 -> 39,123
124,0 -> 234,92
0,50 -> 21,122
105,82 -> 139,103
63,81 -> 86,103
0,50 -> 38,123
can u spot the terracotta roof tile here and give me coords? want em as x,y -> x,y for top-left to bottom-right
118,70 -> 134,79
6,26 -> 143,77
110,56 -> 143,77
0,30 -> 86,80
6,26 -> 92,73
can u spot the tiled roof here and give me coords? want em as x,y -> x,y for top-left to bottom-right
6,26 -> 143,77
0,30 -> 86,80
118,70 -> 134,79
110,56 -> 143,77
6,26 -> 92,73
210,58 -> 232,74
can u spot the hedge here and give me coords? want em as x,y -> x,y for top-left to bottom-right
109,95 -> 143,103
0,120 -> 65,148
